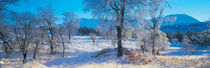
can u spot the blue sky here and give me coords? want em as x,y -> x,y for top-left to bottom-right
7,0 -> 210,22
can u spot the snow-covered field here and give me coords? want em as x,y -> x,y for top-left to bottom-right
0,36 -> 210,68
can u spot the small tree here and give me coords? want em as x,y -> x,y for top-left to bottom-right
96,19 -> 117,48
136,29 -> 170,54
0,15 -> 14,57
56,25 -> 67,57
39,6 -> 58,54
12,12 -> 37,63
0,0 -> 20,58
39,26 -> 48,44
62,12 -> 80,43
32,21 -> 42,60
136,30 -> 153,53
89,33 -> 96,45
32,28 -> 41,59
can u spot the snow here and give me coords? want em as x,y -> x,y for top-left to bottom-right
0,36 -> 210,68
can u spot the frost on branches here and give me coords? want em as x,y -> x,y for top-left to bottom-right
136,29 -> 170,54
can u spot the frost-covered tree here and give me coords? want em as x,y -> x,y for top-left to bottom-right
12,12 -> 38,63
108,29 -> 117,48
31,20 -> 43,60
0,0 -> 20,57
62,12 -> 80,43
136,29 -> 170,54
56,25 -> 67,57
154,30 -> 170,55
136,30 -> 153,53
84,0 -> 172,56
96,19 -> 117,48
84,0 -> 149,57
148,0 -> 172,55
89,33 -> 96,45
39,26 -> 48,44
0,20 -> 13,57
39,6 -> 58,54
32,27 -> 41,59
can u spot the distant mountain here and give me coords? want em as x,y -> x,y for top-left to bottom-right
161,14 -> 209,33
78,14 -> 201,28
59,14 -> 209,33
162,14 -> 200,25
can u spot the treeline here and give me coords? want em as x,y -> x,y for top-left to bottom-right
78,27 -> 99,36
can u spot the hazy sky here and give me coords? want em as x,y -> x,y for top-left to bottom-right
7,0 -> 210,21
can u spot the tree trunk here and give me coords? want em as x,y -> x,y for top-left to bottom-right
68,30 -> 71,43
157,49 -> 160,55
117,0 -> 125,57
49,39 -> 54,54
152,45 -> 155,54
59,33 -> 65,57
49,31 -> 55,54
48,25 -> 55,54
93,40 -> 95,45
22,52 -> 27,64
152,30 -> 156,55
117,26 -> 123,57
33,43 -> 39,59
0,32 -> 13,56
141,45 -> 145,53
62,41 -> 65,57
3,42 -> 9,57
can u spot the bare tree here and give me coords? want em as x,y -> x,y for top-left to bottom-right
0,0 -> 20,57
39,26 -> 48,44
62,12 -> 80,43
84,0 -> 143,57
12,12 -> 37,63
96,19 -> 117,48
148,0 -> 171,55
39,6 -> 58,54
32,21 -> 42,60
89,33 -> 96,45
56,25 -> 67,57
0,21 -> 13,57
108,29 -> 117,48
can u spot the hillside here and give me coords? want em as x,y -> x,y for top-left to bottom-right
77,14 -> 209,33
162,14 -> 200,25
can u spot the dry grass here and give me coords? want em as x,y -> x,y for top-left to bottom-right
92,48 -> 155,65
123,48 -> 154,65
156,56 -> 210,68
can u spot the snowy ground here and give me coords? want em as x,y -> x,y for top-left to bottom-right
0,36 -> 210,68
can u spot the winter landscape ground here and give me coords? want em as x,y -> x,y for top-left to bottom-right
1,0 -> 210,68
1,36 -> 209,68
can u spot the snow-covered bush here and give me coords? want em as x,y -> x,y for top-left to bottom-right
136,30 -> 153,53
136,29 -> 170,54
200,30 -> 210,45
182,37 -> 194,50
155,30 -> 170,51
